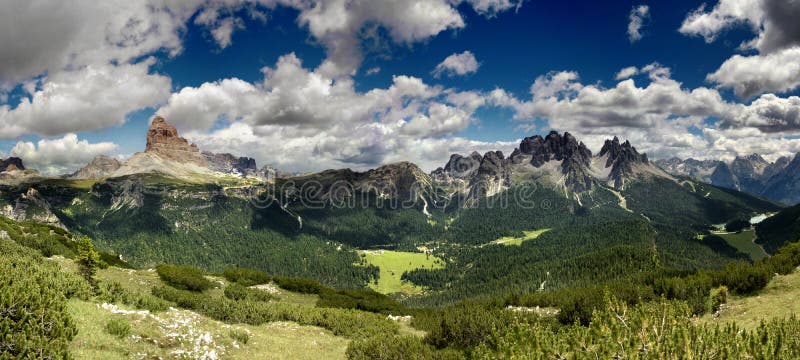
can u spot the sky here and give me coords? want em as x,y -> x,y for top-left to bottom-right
1,0 -> 800,175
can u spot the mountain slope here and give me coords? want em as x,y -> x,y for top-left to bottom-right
756,203 -> 800,253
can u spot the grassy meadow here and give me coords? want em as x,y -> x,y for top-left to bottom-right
359,250 -> 444,294
488,228 -> 550,246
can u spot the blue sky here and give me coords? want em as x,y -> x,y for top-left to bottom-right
1,0 -> 800,174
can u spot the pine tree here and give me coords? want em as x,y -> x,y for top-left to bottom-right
76,237 -> 101,290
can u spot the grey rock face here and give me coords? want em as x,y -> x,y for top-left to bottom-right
202,151 -> 259,177
598,137 -> 649,189
70,155 -> 122,179
0,157 -> 25,172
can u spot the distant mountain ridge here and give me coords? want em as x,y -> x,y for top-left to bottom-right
656,153 -> 800,205
432,131 -> 667,203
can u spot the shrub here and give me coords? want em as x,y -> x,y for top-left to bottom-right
709,286 -> 728,313
272,276 -> 325,294
0,237 -> 92,359
223,267 -> 272,286
105,318 -> 131,339
426,301 -> 516,350
156,264 -> 214,292
151,285 -> 399,339
317,288 -> 406,314
224,283 -> 274,302
97,281 -> 171,312
715,261 -> 771,294
347,335 -> 462,360
229,329 -> 250,345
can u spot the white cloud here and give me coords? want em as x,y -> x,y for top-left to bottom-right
365,67 -> 381,75
627,5 -> 650,43
0,0 -> 521,140
158,53 -> 488,171
680,0 -> 800,98
294,0 -> 467,77
615,66 -> 639,80
0,61 -> 171,139
0,0 -> 202,87
432,51 -> 481,78
10,134 -> 118,175
465,0 -> 523,16
487,65 -> 746,160
722,93 -> 800,132
678,0 -> 762,44
707,47 -> 800,99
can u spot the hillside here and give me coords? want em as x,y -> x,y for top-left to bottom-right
6,214 -> 800,358
756,203 -> 800,253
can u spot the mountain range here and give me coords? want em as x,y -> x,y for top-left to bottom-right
656,153 -> 800,205
0,116 -> 788,304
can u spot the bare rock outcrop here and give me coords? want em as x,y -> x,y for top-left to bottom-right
145,117 -> 207,166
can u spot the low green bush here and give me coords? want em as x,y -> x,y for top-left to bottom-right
97,281 -> 171,312
272,276 -> 325,294
229,329 -> 250,345
224,283 -> 274,302
223,267 -> 272,286
156,264 -> 214,292
0,237 -> 91,359
347,336 -> 462,360
105,318 -> 131,339
151,285 -> 399,339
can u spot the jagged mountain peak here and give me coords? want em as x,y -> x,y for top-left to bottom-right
738,153 -> 768,163
435,131 -> 663,197
594,136 -> 655,189
516,130 -> 592,168
598,136 -> 648,164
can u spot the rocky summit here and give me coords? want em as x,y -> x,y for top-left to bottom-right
597,137 -> 650,189
0,157 -> 24,172
69,155 -> 121,180
145,117 -> 207,167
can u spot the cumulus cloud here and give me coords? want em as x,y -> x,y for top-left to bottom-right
680,0 -> 800,98
707,47 -> 800,99
487,64 -> 745,160
432,51 -> 481,78
194,0 -> 519,78
158,53 -> 491,171
678,0 -> 763,44
0,0 -> 201,87
615,66 -> 639,80
0,0 -> 521,142
293,0 -> 467,77
10,134 -> 118,175
721,94 -> 800,132
488,61 -> 800,161
627,5 -> 650,43
494,64 -> 722,127
0,61 -> 171,139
